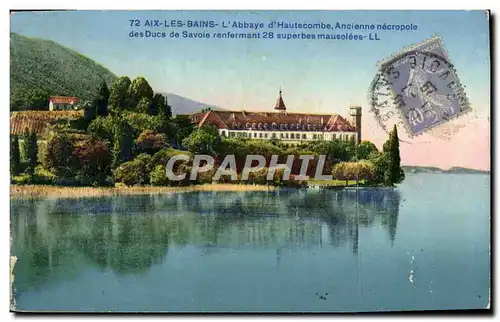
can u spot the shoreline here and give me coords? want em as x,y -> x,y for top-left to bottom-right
10,184 -> 277,200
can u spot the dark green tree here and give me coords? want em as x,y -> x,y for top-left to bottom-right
136,97 -> 152,114
357,141 -> 379,160
22,131 -> 38,176
108,76 -> 132,114
128,77 -> 154,109
383,125 -> 405,185
151,93 -> 166,116
25,89 -> 49,110
10,135 -> 21,176
96,81 -> 110,116
112,117 -> 134,168
182,125 -> 221,155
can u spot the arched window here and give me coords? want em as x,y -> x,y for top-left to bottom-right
258,123 -> 263,130
280,124 -> 285,130
251,123 -> 257,129
263,123 -> 269,130
271,122 -> 278,130
245,122 -> 250,129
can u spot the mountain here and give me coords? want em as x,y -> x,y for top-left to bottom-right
402,165 -> 490,174
163,93 -> 224,115
10,32 -> 117,110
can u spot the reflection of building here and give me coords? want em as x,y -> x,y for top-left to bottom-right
49,96 -> 79,111
190,90 -> 362,143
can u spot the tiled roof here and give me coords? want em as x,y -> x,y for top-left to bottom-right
190,110 -> 356,132
49,96 -> 79,104
10,111 -> 83,136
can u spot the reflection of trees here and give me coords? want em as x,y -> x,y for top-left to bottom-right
11,188 -> 401,292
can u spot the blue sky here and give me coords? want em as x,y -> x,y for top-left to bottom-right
10,10 -> 490,117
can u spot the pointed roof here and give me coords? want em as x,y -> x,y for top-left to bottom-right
274,88 -> 286,111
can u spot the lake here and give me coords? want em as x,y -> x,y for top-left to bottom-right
10,173 -> 490,312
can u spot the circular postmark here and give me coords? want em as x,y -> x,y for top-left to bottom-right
368,47 -> 471,138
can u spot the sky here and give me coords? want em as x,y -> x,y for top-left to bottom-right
10,10 -> 491,170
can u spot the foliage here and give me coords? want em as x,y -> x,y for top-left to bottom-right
112,117 -> 134,168
21,131 -> 38,176
128,77 -> 154,108
114,154 -> 153,186
10,135 -> 21,176
383,125 -> 405,185
367,151 -> 389,184
72,136 -> 111,185
135,130 -> 169,155
357,141 -> 379,160
151,148 -> 190,168
182,125 -> 221,155
136,97 -> 152,115
42,132 -> 77,178
87,115 -> 116,142
123,112 -> 162,137
149,164 -> 169,186
165,115 -> 194,147
11,89 -> 49,111
95,81 -> 110,117
108,76 -> 132,114
151,93 -> 166,116
332,161 -> 376,184
10,32 -> 116,111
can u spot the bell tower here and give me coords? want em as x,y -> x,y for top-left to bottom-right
274,88 -> 287,112
349,105 -> 362,143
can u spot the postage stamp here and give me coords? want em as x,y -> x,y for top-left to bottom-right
369,36 -> 472,137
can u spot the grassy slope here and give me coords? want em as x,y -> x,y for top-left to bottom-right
10,32 -> 117,104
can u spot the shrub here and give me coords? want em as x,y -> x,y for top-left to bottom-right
149,164 -> 169,186
135,130 -> 169,155
42,132 -> 77,178
114,153 -> 153,186
73,136 -> 112,185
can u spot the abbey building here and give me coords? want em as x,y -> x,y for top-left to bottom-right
190,90 -> 362,144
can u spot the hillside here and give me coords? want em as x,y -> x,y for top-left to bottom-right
10,32 -> 117,110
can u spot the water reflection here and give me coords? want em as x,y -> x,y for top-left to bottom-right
11,188 -> 400,293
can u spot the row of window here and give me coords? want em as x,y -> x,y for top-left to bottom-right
229,122 -> 350,132
221,131 -> 356,141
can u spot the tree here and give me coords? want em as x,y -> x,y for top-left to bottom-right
182,125 -> 221,155
128,77 -> 154,108
150,93 -> 165,116
167,115 -> 194,148
112,117 -> 134,168
26,89 -> 49,110
135,130 -> 169,155
108,76 -> 132,114
136,97 -> 152,114
42,132 -> 77,178
383,125 -> 405,185
357,141 -> 379,160
73,136 -> 112,185
367,151 -> 389,185
22,131 -> 38,176
96,81 -> 110,116
10,135 -> 21,176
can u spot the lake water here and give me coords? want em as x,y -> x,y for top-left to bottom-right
10,174 -> 490,312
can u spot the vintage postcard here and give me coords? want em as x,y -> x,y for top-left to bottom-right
9,10 -> 490,313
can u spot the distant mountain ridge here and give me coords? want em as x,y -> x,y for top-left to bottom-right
163,93 -> 225,115
402,166 -> 490,174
